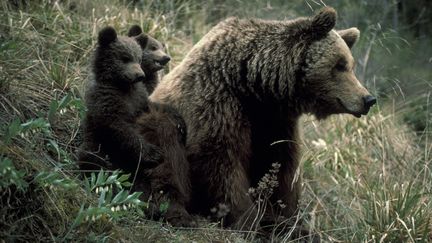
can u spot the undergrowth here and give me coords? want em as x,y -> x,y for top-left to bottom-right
0,0 -> 431,242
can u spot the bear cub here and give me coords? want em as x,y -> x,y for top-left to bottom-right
78,26 -> 157,172
127,25 -> 171,95
77,26 -> 194,227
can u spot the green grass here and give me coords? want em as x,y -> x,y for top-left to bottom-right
0,0 -> 431,242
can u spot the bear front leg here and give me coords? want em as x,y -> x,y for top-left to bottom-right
267,119 -> 302,221
103,120 -> 163,171
205,149 -> 259,231
225,164 -> 259,231
276,162 -> 301,219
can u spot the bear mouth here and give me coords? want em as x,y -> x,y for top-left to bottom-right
153,60 -> 165,70
336,98 -> 363,118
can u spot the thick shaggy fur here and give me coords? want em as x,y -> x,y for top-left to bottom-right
77,26 -> 194,227
151,7 -> 374,229
78,27 -> 156,173
134,103 -> 193,226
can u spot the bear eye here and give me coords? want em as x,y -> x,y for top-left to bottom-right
150,46 -> 157,51
335,59 -> 348,72
121,55 -> 132,63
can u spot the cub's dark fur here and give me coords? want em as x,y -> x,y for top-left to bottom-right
127,25 -> 171,94
77,26 -> 194,227
78,26 -> 158,172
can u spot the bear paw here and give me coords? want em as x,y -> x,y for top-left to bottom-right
164,207 -> 198,228
166,213 -> 198,228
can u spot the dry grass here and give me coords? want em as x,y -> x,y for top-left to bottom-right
0,0 -> 431,242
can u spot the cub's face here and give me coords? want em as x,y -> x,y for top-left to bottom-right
141,36 -> 171,73
95,27 -> 145,86
303,28 -> 376,119
128,25 -> 171,73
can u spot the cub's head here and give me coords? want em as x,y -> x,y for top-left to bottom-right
128,25 -> 171,73
302,7 -> 376,119
93,26 -> 145,87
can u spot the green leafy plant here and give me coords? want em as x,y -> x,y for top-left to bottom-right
34,171 -> 78,190
2,118 -> 51,145
48,92 -> 87,124
0,157 -> 28,191
74,170 -> 147,226
159,201 -> 170,215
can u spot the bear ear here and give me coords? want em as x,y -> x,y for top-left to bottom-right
128,25 -> 143,37
310,7 -> 337,38
98,26 -> 117,46
134,33 -> 149,48
338,28 -> 360,49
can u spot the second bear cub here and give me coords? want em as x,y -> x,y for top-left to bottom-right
127,25 -> 171,95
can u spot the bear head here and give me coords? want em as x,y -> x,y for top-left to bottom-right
301,7 -> 376,119
93,26 -> 145,87
127,25 -> 171,73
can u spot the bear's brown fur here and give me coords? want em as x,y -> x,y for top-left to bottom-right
77,26 -> 194,227
134,103 -> 193,226
151,7 -> 376,230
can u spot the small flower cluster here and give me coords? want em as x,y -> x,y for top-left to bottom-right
84,212 -> 115,222
58,106 -> 77,115
246,162 -> 282,207
276,199 -> 286,209
256,162 -> 280,193
94,184 -> 113,194
2,166 -> 12,175
19,128 -> 43,139
311,138 -> 327,150
210,203 -> 230,218
58,108 -> 68,115
84,214 -> 108,222
110,203 -> 135,212
82,203 -> 137,223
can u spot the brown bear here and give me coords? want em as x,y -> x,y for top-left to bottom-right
127,25 -> 171,94
77,26 -> 194,227
151,7 -> 376,230
134,103 -> 193,226
77,26 -> 155,173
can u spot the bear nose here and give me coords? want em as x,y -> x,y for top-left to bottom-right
363,95 -> 377,109
159,56 -> 171,65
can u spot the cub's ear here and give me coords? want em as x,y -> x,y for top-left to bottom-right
128,25 -> 143,37
134,33 -> 149,48
310,7 -> 337,38
98,26 -> 117,46
338,28 -> 360,49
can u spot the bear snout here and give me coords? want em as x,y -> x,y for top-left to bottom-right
159,55 -> 171,66
337,94 -> 375,118
362,95 -> 376,114
128,63 -> 146,83
363,95 -> 376,110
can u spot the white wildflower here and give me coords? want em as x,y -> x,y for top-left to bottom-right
311,138 -> 327,150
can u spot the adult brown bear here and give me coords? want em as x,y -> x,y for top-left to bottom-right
151,7 -> 376,229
